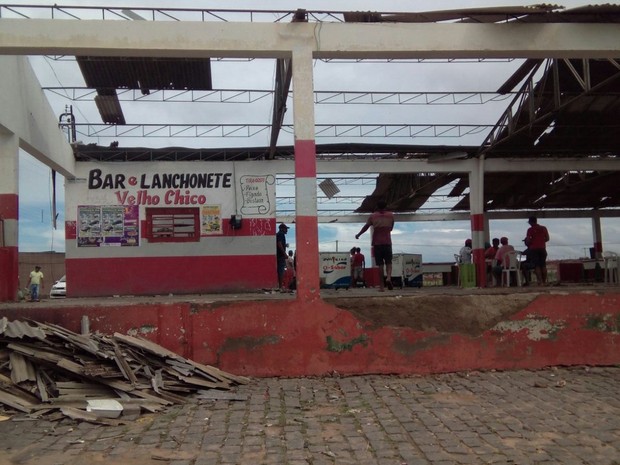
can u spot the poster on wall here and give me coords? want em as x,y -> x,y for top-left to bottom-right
201,205 -> 222,236
240,174 -> 275,215
77,205 -> 139,247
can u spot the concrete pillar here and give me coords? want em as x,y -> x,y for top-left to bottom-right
291,47 -> 320,301
0,132 -> 19,301
469,157 -> 487,287
592,214 -> 603,258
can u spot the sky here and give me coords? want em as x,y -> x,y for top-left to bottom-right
13,0 -> 620,262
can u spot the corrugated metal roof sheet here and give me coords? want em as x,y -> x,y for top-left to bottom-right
0,317 -> 47,340
76,57 -> 212,92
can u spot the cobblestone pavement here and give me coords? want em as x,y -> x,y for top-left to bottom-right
1,367 -> 619,465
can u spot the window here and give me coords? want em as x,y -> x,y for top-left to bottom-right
146,207 -> 199,243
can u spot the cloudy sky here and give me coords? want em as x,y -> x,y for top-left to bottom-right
14,0 -> 620,262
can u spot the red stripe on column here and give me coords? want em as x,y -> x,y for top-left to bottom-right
0,246 -> 18,301
471,213 -> 484,231
0,194 -> 18,220
294,215 -> 320,302
294,139 -> 317,178
471,214 -> 485,287
473,248 -> 486,287
594,242 -> 603,253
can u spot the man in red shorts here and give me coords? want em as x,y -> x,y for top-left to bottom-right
525,216 -> 550,285
355,200 -> 394,291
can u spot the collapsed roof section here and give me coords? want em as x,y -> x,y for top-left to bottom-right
65,5 -> 620,214
77,57 -> 213,125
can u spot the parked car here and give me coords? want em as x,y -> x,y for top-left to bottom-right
50,275 -> 66,298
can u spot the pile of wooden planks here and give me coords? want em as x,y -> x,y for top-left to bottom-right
0,318 -> 249,423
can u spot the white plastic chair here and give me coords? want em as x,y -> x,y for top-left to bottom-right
501,251 -> 522,287
603,251 -> 619,285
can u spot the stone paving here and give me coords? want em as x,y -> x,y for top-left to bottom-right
1,367 -> 619,465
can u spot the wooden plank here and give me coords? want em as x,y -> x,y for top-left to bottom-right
0,373 -> 41,404
57,388 -> 115,397
111,340 -> 139,385
7,343 -> 62,364
56,381 -> 104,389
165,359 -> 193,376
0,389 -> 34,413
42,400 -> 88,408
37,322 -> 105,358
176,375 -> 227,390
56,358 -> 85,376
130,389 -> 173,405
113,333 -> 181,360
185,358 -> 251,385
151,389 -> 189,405
35,370 -> 49,402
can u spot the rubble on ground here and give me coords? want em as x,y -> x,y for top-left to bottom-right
0,317 -> 249,424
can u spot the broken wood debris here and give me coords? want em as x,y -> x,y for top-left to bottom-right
0,318 -> 250,423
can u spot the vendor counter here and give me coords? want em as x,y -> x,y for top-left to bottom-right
558,259 -> 604,283
359,263 -> 458,288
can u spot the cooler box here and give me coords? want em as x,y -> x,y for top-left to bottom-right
364,267 -> 381,287
558,261 -> 583,283
319,252 -> 351,289
391,253 -> 404,287
403,253 -> 423,287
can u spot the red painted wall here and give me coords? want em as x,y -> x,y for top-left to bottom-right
66,255 -> 276,297
2,292 -> 619,377
65,217 -> 279,297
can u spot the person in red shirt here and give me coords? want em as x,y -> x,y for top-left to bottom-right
484,238 -> 500,284
351,247 -> 366,287
356,200 -> 394,291
525,216 -> 550,285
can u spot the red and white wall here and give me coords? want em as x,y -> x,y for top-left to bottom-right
65,161 -> 278,297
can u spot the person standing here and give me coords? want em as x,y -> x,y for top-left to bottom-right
27,265 -> 44,302
349,247 -> 357,286
276,223 -> 289,292
525,216 -> 550,285
485,238 -> 500,285
285,249 -> 296,290
355,200 -> 394,291
459,239 -> 473,264
351,247 -> 366,287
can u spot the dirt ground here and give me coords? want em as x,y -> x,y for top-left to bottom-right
325,293 -> 538,336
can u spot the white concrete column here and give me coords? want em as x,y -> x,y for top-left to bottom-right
468,157 -> 487,287
291,46 -> 320,301
0,131 -> 19,301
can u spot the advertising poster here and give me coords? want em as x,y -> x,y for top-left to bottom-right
201,205 -> 222,235
319,252 -> 351,289
77,205 -> 139,247
403,253 -> 423,287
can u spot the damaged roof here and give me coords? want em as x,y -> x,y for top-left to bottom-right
65,5 -> 620,215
